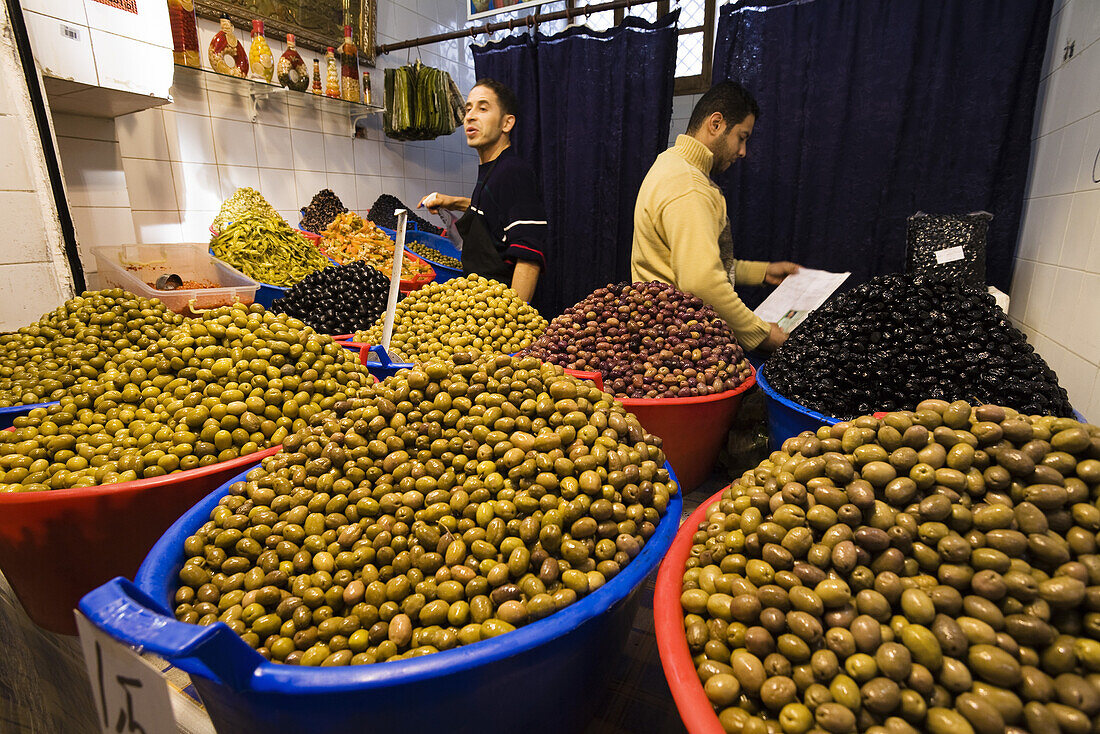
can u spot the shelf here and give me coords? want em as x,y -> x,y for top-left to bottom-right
172,64 -> 383,133
44,76 -> 170,119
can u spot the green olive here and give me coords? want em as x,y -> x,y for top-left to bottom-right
171,353 -> 673,669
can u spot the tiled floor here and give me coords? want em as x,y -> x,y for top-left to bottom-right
0,474 -> 728,734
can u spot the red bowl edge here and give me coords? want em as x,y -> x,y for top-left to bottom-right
653,485 -> 730,734
0,442 -> 281,505
618,365 -> 757,408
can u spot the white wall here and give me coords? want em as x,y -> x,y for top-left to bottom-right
0,2 -> 74,329
54,1 -> 484,282
1009,0 -> 1100,421
669,93 -> 702,147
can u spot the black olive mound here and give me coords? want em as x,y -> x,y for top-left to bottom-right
766,274 -> 1074,419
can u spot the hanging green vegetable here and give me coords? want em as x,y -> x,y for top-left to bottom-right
384,61 -> 463,141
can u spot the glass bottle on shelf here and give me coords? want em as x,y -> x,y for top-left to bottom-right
208,14 -> 248,78
277,33 -> 309,92
324,47 -> 340,98
312,59 -> 322,95
339,25 -> 360,102
166,0 -> 200,68
248,19 -> 273,83
362,71 -> 372,105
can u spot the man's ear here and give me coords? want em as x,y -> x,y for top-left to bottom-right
709,112 -> 725,134
502,114 -> 516,134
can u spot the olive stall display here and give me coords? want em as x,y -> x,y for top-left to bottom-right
172,352 -> 677,665
211,214 -> 332,287
212,187 -> 284,235
679,400 -> 1100,734
0,290 -> 184,407
0,303 -> 374,491
269,261 -> 391,336
353,275 -> 547,362
766,274 -> 1075,419
366,193 -> 445,236
300,189 -> 348,234
523,281 -> 752,399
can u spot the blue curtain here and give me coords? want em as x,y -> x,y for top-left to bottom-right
712,0 -> 1052,301
472,14 -> 679,318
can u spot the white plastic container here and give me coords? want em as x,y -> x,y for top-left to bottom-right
94,243 -> 259,316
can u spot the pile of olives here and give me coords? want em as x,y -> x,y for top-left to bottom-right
366,194 -> 445,236
0,304 -> 373,491
681,400 -> 1100,734
766,274 -> 1074,419
299,188 -> 348,234
270,261 -> 391,336
354,275 -> 547,362
0,290 -> 183,407
404,240 -> 462,270
524,281 -> 750,399
173,353 -> 676,665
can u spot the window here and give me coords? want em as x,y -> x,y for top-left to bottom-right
566,0 -> 717,95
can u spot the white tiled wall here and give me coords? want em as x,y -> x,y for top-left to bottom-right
669,93 -> 701,147
0,2 -> 74,328
1009,0 -> 1100,422
55,1 -> 484,278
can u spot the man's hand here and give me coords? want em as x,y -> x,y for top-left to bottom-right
417,192 -> 469,215
757,322 -> 788,352
417,192 -> 447,214
765,261 -> 800,285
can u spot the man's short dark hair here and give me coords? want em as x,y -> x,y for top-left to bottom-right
687,81 -> 759,133
474,78 -> 519,120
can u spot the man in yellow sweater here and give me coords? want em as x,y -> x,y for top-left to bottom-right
632,82 -> 799,352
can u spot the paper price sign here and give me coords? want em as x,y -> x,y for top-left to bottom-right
75,611 -> 177,734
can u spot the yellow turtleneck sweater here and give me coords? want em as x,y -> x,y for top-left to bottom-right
631,134 -> 771,350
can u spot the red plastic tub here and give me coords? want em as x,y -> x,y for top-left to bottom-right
564,367 -> 756,493
0,445 -> 280,634
654,485 -> 729,734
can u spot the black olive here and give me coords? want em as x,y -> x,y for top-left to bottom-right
365,194 -> 445,236
270,260 -> 392,335
766,273 -> 1076,419
300,189 -> 348,233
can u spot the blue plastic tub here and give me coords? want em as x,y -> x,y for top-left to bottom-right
253,283 -> 288,309
380,226 -> 463,283
80,462 -> 683,734
0,401 -> 60,430
757,366 -> 840,446
361,344 -> 413,380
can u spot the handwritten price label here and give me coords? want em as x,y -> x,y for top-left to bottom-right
75,612 -> 178,734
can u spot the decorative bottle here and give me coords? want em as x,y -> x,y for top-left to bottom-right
248,19 -> 273,82
324,47 -> 340,98
208,15 -> 248,78
312,59 -> 322,95
277,34 -> 309,92
339,25 -> 360,102
166,0 -> 200,68
362,71 -> 372,105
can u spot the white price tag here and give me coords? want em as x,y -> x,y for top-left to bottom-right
75,611 -> 178,734
934,245 -> 966,264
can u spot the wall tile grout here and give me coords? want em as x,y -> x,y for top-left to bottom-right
1032,108 -> 1100,142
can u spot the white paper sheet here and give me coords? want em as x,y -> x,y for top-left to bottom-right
754,267 -> 851,324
